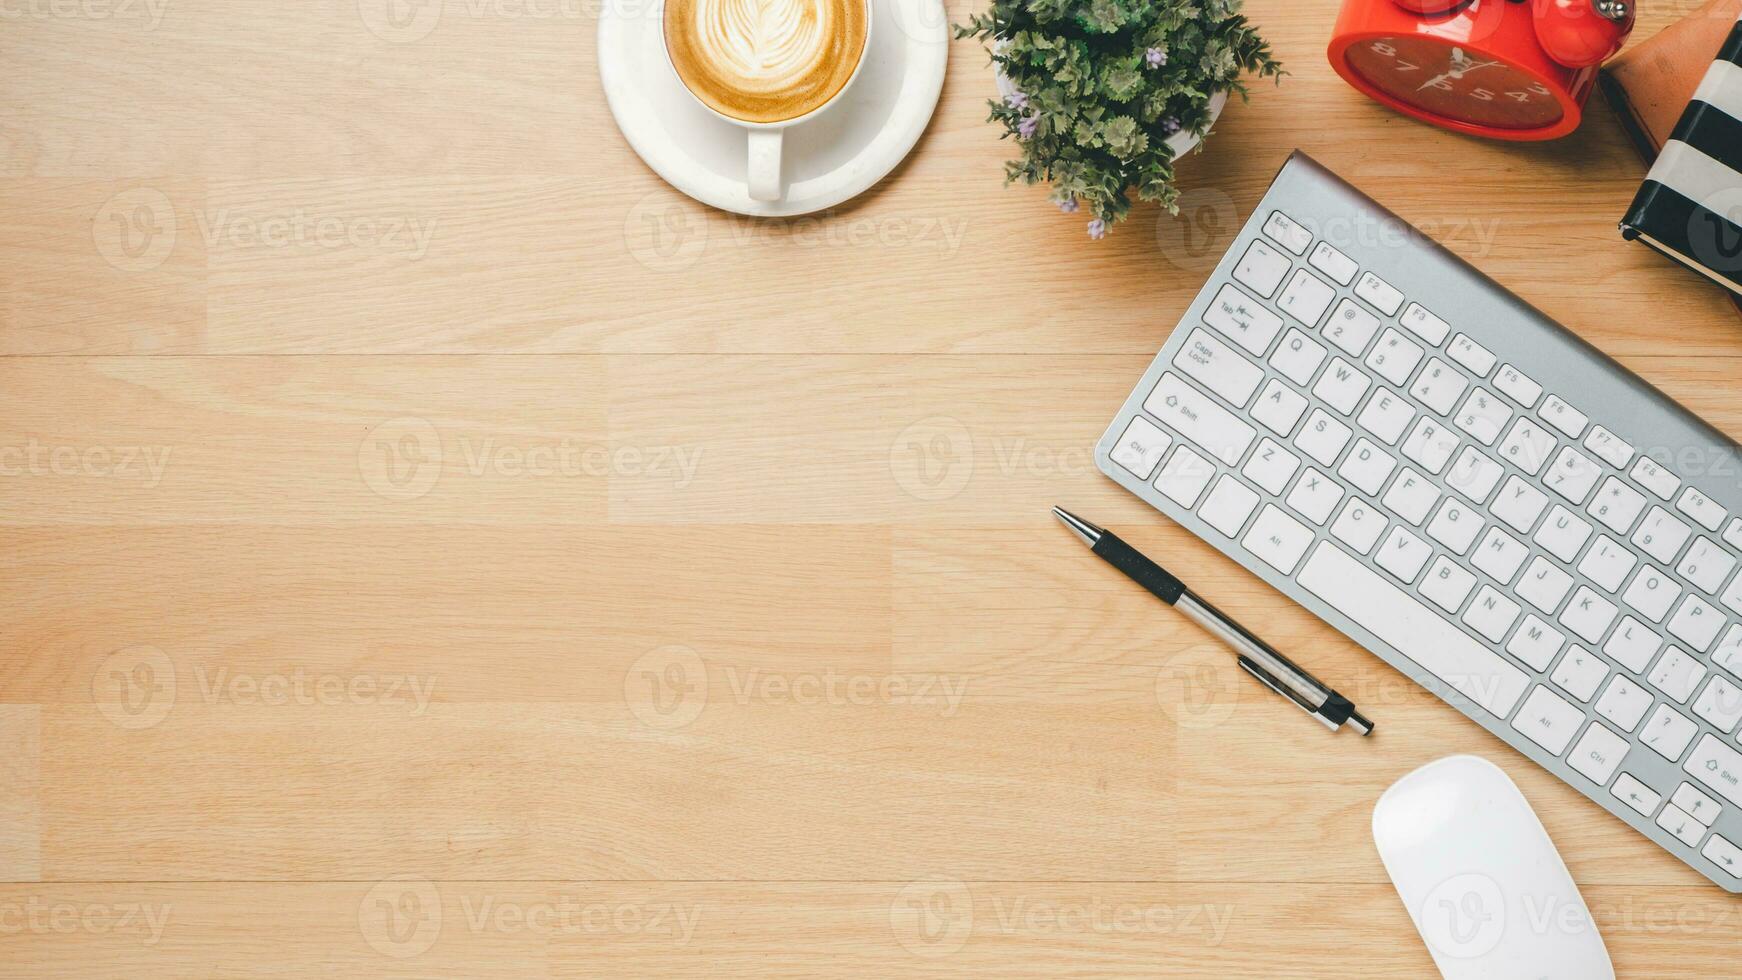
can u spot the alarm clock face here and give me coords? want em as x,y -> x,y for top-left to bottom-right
1345,38 -> 1563,130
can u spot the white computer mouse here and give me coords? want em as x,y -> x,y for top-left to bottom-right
1372,755 -> 1614,980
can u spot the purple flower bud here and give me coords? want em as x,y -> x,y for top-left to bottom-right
1004,91 -> 1028,110
1146,47 -> 1166,68
1018,115 -> 1040,139
1057,197 -> 1079,214
1161,115 -> 1182,136
1087,218 -> 1107,240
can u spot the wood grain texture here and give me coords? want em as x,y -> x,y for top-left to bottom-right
3,0 -> 1741,973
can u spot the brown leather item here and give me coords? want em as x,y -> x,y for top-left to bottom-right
1602,0 -> 1742,154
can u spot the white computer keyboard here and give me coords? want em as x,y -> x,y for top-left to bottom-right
1096,152 -> 1742,892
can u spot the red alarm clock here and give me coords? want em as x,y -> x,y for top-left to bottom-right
1328,0 -> 1637,141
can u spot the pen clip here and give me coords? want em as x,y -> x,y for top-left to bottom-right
1237,655 -> 1338,731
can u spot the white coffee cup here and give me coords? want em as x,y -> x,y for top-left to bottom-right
660,0 -> 873,202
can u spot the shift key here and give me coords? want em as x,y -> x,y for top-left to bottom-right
1144,373 -> 1256,465
1686,735 -> 1742,806
1203,284 -> 1284,356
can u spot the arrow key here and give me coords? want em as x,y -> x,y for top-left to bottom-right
1702,834 -> 1742,878
1657,802 -> 1707,847
1610,772 -> 1662,816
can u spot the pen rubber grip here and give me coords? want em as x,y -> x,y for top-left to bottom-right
1091,532 -> 1185,605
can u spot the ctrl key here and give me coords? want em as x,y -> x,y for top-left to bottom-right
1702,834 -> 1742,878
1568,722 -> 1629,785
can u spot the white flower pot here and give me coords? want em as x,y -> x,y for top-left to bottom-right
991,71 -> 1228,157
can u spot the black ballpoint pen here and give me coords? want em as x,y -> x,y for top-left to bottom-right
1053,506 -> 1373,736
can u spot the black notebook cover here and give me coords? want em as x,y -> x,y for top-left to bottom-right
1620,16 -> 1742,297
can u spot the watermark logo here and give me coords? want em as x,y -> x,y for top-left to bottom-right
0,0 -> 171,29
624,645 -> 709,730
889,416 -> 973,501
93,188 -> 176,273
92,645 -> 176,730
358,0 -> 442,41
0,440 -> 173,486
1419,873 -> 1505,960
0,898 -> 172,946
1156,187 -> 1238,274
1154,643 -> 1240,730
359,417 -> 444,501
360,877 -> 443,958
890,877 -> 973,957
1689,188 -> 1742,275
625,193 -> 709,273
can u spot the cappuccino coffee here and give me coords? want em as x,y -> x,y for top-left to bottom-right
664,0 -> 869,125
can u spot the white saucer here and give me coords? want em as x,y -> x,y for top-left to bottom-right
599,0 -> 949,217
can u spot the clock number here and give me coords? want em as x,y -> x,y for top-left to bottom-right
1471,87 -> 1494,101
1371,41 -> 1397,57
1395,59 -> 1418,72
1507,90 -> 1531,103
1428,78 -> 1452,91
1530,82 -> 1551,96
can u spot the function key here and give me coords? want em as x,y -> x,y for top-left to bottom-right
1233,239 -> 1292,298
1308,241 -> 1358,286
1724,517 -> 1742,551
1400,303 -> 1450,345
1262,211 -> 1312,255
1494,364 -> 1543,408
1448,334 -> 1496,377
1583,426 -> 1633,469
1677,487 -> 1727,532
1539,394 -> 1589,438
1354,271 -> 1405,316
1632,457 -> 1682,501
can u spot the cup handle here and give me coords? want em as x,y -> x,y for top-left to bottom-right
747,129 -> 783,202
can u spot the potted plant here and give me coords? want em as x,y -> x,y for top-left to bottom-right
958,0 -> 1283,238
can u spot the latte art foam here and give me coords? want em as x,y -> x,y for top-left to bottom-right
665,0 -> 867,124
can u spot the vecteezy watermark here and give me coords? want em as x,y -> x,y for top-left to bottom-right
888,416 -> 1095,502
623,645 -> 970,730
92,188 -> 177,273
0,440 -> 172,487
192,666 -> 437,716
358,879 -> 701,958
889,879 -> 1236,958
1154,643 -> 1242,731
357,0 -> 660,42
0,0 -> 170,29
1417,873 -> 1603,961
0,898 -> 173,947
359,877 -> 443,959
890,878 -> 974,957
92,645 -> 177,730
357,416 -> 704,502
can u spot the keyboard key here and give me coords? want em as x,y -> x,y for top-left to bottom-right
1674,783 -> 1723,825
1112,417 -> 1172,480
1297,541 -> 1529,717
1312,357 -> 1371,415
1589,477 -> 1648,535
1493,477 -> 1550,534
1519,557 -> 1575,614
1578,536 -> 1638,593
1323,299 -> 1381,356
1622,565 -> 1681,623
1657,803 -> 1706,848
1561,587 -> 1618,644
1382,467 -> 1440,526
1724,573 -> 1742,618
1285,468 -> 1344,526
1354,270 -> 1404,316
1145,374 -> 1256,465
1596,675 -> 1652,731
1473,527 -> 1530,584
1685,734 -> 1742,806
1356,388 -> 1415,445
1677,537 -> 1737,595
1243,504 -> 1315,574
1401,417 -> 1458,474
1494,364 -> 1543,408
1376,526 -> 1433,583
1631,457 -> 1681,501
1421,556 -> 1478,612
1612,773 -> 1663,816
1251,379 -> 1309,436
1199,475 -> 1260,537
1400,302 -> 1450,345
1233,238 -> 1291,296
1718,624 -> 1742,675
1647,647 -> 1706,704
1278,268 -> 1336,326
1569,722 -> 1629,784
1173,329 -> 1263,406
1308,240 -> 1358,285
1337,438 -> 1396,496
1242,438 -> 1300,495
1726,518 -> 1742,551
1633,506 -> 1692,565
1545,447 -> 1601,505
1506,615 -> 1565,671
1540,394 -> 1589,438
1364,330 -> 1422,387
1667,595 -> 1723,652
1269,329 -> 1326,386
1692,675 -> 1742,733
1604,616 -> 1661,673
1448,334 -> 1496,377
1533,506 -> 1592,563
1428,498 -> 1484,555
1155,445 -> 1215,507
1263,210 -> 1312,254
1498,417 -> 1556,476
1452,388 -> 1512,446
1330,498 -> 1387,554
1295,409 -> 1352,467
1643,705 -> 1699,761
1463,586 -> 1521,643
1702,835 -> 1742,877
1204,284 -> 1285,356
1446,446 -> 1504,504
1408,358 -> 1468,416
1550,646 -> 1608,702
1511,685 -> 1583,754
1583,426 -> 1633,469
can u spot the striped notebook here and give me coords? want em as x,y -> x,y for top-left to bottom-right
1620,14 -> 1742,297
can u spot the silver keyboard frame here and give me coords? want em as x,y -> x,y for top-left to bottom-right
1095,150 -> 1742,894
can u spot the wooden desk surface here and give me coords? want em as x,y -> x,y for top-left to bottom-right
4,0 -> 1740,974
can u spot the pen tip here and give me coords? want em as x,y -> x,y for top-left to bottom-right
1051,506 -> 1102,546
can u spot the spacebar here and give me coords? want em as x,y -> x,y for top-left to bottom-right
1296,542 -> 1530,718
